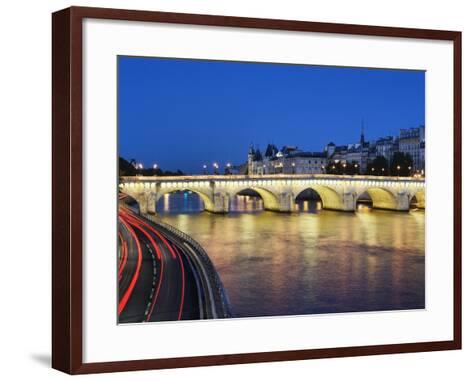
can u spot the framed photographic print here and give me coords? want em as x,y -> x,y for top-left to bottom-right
52,6 -> 462,374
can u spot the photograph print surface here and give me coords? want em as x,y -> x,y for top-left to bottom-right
117,56 -> 425,324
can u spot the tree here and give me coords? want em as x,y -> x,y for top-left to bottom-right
142,167 -> 163,176
119,157 -> 137,176
119,157 -> 185,177
368,156 -> 389,176
345,162 -> 360,175
326,161 -> 343,175
325,161 -> 359,175
390,152 -> 413,176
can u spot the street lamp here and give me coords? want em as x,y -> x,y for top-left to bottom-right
152,163 -> 158,175
226,162 -> 231,175
342,162 -> 346,175
397,165 -> 401,177
291,162 -> 295,174
213,162 -> 219,175
408,166 -> 412,176
135,163 -> 143,177
381,168 -> 385,176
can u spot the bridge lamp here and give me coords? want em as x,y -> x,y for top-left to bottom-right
153,163 -> 158,169
226,163 -> 231,167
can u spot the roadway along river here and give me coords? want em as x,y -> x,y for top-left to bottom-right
155,192 -> 425,318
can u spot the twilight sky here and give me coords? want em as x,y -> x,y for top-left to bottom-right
118,56 -> 425,174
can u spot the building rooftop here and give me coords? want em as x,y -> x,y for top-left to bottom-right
286,151 -> 326,159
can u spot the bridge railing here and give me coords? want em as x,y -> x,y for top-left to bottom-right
120,173 -> 425,183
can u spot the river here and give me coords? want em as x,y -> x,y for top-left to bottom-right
155,191 -> 425,318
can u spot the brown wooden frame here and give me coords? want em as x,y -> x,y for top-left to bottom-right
52,6 -> 462,375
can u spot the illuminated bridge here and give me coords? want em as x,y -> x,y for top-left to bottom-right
119,174 -> 425,214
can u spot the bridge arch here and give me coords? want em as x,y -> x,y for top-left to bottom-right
119,185 -> 157,214
119,191 -> 139,205
357,187 -> 398,211
410,189 -> 425,209
295,185 -> 344,211
156,187 -> 215,213
231,187 -> 281,212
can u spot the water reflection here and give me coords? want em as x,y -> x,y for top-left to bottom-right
157,193 -> 425,318
157,191 -> 204,213
230,195 -> 263,212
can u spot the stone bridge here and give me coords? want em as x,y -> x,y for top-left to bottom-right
119,174 -> 425,214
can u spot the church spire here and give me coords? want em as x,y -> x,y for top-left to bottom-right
360,119 -> 365,145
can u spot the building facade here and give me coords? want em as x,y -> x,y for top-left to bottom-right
324,128 -> 378,174
375,136 -> 399,165
398,126 -> 425,171
247,125 -> 425,176
248,145 -> 327,175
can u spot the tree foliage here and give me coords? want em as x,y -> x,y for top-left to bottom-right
119,157 -> 185,176
326,161 -> 360,175
390,152 -> 413,176
368,156 -> 389,176
119,157 -> 137,176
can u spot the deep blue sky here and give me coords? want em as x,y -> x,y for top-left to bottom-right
118,56 -> 425,174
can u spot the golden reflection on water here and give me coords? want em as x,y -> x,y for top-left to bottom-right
163,193 -> 170,211
157,193 -> 425,317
